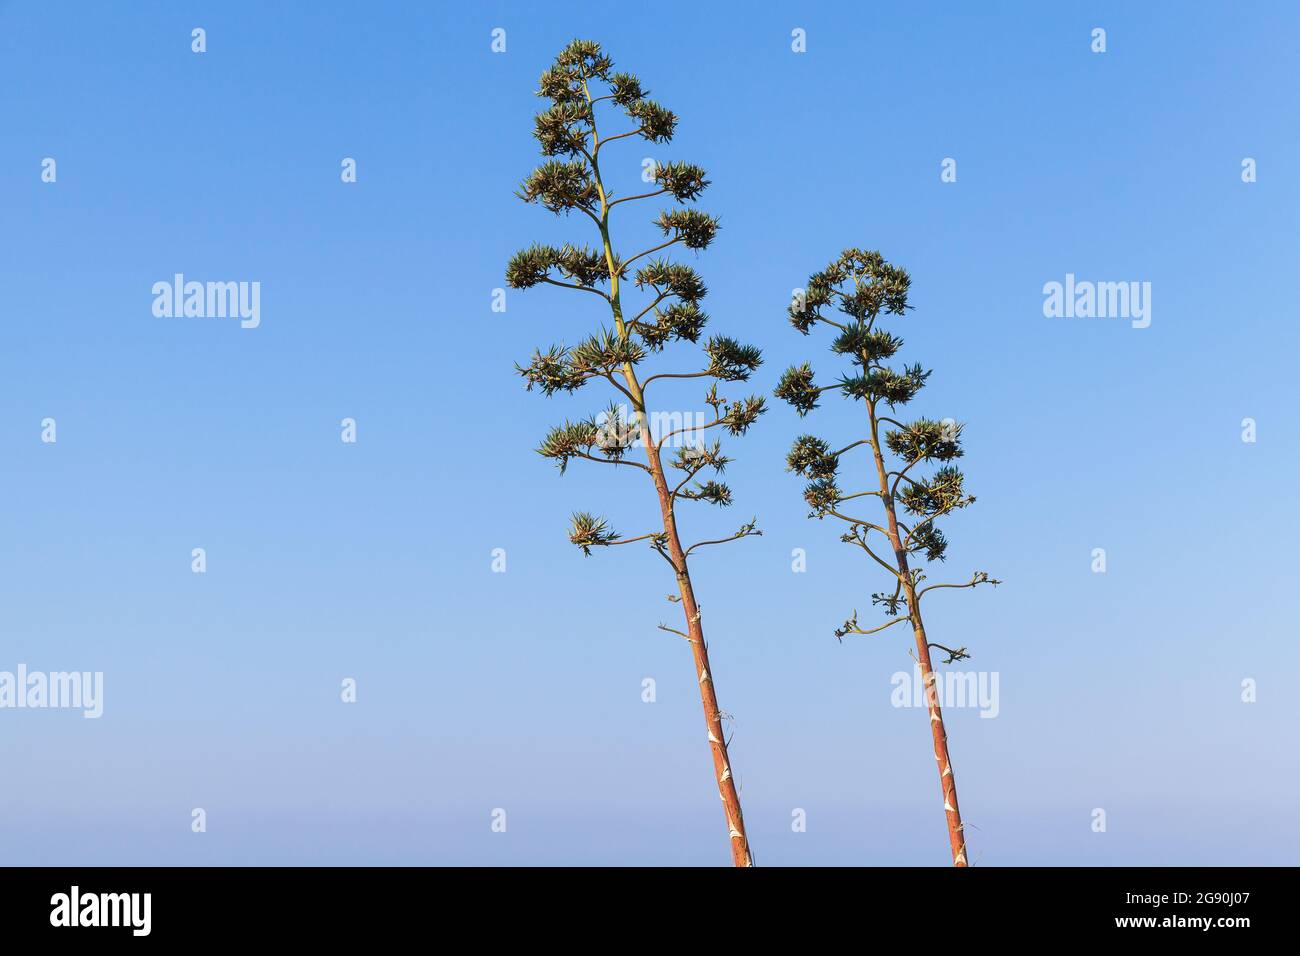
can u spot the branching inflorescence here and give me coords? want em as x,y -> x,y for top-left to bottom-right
775,249 -> 1000,867
507,40 -> 765,867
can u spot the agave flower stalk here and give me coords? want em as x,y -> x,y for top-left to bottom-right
775,249 -> 999,867
507,40 -> 767,867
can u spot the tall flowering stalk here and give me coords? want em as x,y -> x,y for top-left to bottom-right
775,249 -> 999,866
506,40 -> 766,866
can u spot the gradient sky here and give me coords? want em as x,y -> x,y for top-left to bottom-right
2,0 -> 1298,866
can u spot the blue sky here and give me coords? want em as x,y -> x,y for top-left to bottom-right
2,0 -> 1297,865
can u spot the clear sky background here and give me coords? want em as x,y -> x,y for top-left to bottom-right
2,1 -> 1297,866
